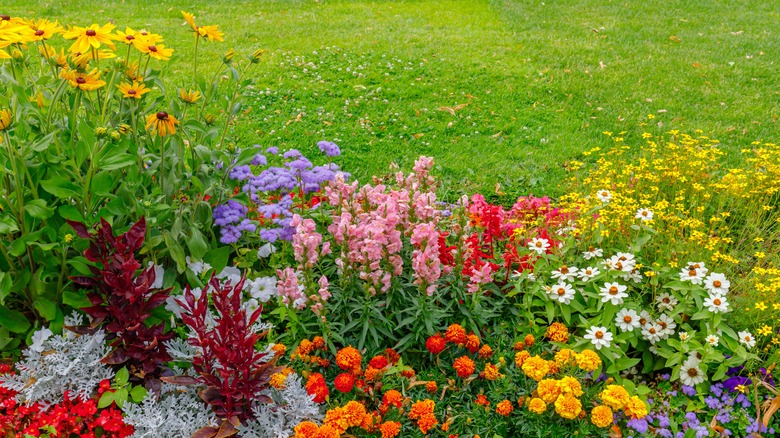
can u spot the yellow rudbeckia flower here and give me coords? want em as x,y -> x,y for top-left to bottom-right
60,67 -> 106,91
145,111 -> 179,137
117,81 -> 151,99
62,23 -> 118,54
0,109 -> 11,131
133,41 -> 173,61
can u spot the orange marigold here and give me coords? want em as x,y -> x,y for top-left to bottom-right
305,372 -> 329,403
382,389 -> 403,408
514,350 -> 531,368
528,397 -> 547,414
477,344 -> 493,359
426,334 -> 447,355
453,356 -> 476,378
554,348 -> 575,366
483,363 -> 502,380
271,343 -> 287,357
416,414 -> 438,434
466,333 -> 480,353
270,367 -> 294,389
445,324 -> 467,344
293,421 -> 320,437
426,381 -> 438,393
521,355 -> 550,381
379,421 -> 401,438
475,394 -> 490,406
591,405 -> 614,428
513,341 -> 525,351
312,336 -> 326,349
334,372 -> 355,393
409,399 -> 436,419
369,355 -> 389,369
298,339 -> 314,356
524,334 -> 535,346
385,348 -> 401,364
545,322 -> 570,343
557,376 -> 583,397
496,400 -> 514,416
364,366 -> 381,382
336,346 -> 362,373
536,378 -> 561,403
554,393 -> 582,420
575,350 -> 601,372
401,368 -> 416,378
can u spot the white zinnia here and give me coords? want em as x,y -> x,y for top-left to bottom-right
703,294 -> 729,313
705,334 -> 720,347
551,265 -> 579,282
738,331 -> 756,348
615,308 -> 641,332
596,190 -> 613,203
528,237 -> 551,255
584,326 -> 613,350
583,247 -> 603,260
656,313 -> 677,339
679,356 -> 706,387
578,266 -> 600,281
703,273 -> 730,296
641,322 -> 663,344
599,282 -> 628,305
548,282 -> 576,304
635,208 -> 654,221
655,293 -> 678,312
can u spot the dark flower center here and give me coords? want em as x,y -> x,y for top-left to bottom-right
128,89 -> 137,95
35,30 -> 45,36
0,15 -> 10,21
156,111 -> 168,120
595,331 -> 604,339
149,45 -> 158,52
86,29 -> 97,36
687,368 -> 699,377
609,286 -> 618,295
623,316 -> 633,323
126,35 -> 135,40
76,78 -> 86,84
560,266 -> 569,274
713,280 -> 722,288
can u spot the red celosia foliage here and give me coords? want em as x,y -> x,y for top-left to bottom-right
67,218 -> 172,375
174,275 -> 278,424
0,365 -> 133,438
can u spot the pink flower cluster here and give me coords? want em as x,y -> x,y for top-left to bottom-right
467,263 -> 493,293
291,214 -> 331,268
324,156 -> 442,295
276,267 -> 305,309
410,222 -> 442,295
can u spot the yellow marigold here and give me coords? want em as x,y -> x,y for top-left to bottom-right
336,346 -> 362,373
514,350 -> 531,368
317,424 -> 341,438
496,400 -> 514,417
575,350 -> 602,372
554,348 -> 575,366
483,363 -> 502,381
591,405 -> 614,428
343,401 -> 367,427
379,421 -> 401,438
624,396 -> 648,419
557,376 -> 583,397
546,322 -> 570,343
536,379 -> 562,403
324,406 -> 350,433
269,367 -> 293,388
521,355 -> 550,381
445,324 -> 467,344
547,360 -> 560,374
554,393 -> 582,420
528,397 -> 547,414
599,385 -> 630,411
271,343 -> 286,357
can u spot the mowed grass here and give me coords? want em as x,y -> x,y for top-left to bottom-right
5,0 -> 780,202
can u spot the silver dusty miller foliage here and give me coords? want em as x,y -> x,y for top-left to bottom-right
0,313 -> 113,408
123,384 -> 217,438
236,373 -> 323,438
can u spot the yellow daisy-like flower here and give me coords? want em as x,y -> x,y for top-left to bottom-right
521,355 -> 550,382
623,396 -> 648,419
591,405 -> 614,428
62,23 -> 118,54
0,109 -> 11,130
182,11 -> 197,31
27,19 -> 62,41
557,376 -> 583,397
178,89 -> 202,104
528,397 -> 547,414
133,41 -> 174,61
145,111 -> 179,137
575,350 -> 602,372
71,49 -> 116,69
115,27 -> 143,45
554,393 -> 582,420
198,25 -> 224,42
755,302 -> 768,311
758,325 -> 772,336
117,81 -> 151,99
39,45 -> 67,67
60,67 -> 106,91
0,19 -> 35,45
536,379 -> 561,404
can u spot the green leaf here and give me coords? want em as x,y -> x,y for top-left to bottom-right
58,204 -> 84,222
33,297 -> 57,321
0,307 -> 31,333
62,290 -> 92,309
24,199 -> 55,219
98,153 -> 135,171
187,228 -> 209,260
203,245 -> 230,273
98,391 -> 115,409
40,176 -> 81,199
115,367 -> 129,386
130,385 -> 148,403
164,232 -> 187,273
0,273 -> 11,305
90,171 -> 115,196
0,215 -> 19,234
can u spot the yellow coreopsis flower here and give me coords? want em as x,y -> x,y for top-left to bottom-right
0,109 -> 11,130
117,81 -> 151,99
27,19 -> 62,41
62,23 -> 119,53
133,41 -> 173,61
145,111 -> 179,137
178,89 -> 201,104
60,67 -> 106,91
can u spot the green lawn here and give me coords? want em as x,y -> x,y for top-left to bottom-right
6,0 -> 780,201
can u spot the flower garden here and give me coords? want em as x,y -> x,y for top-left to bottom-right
2,7 -> 780,438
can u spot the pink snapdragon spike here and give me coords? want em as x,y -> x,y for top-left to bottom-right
410,222 -> 442,296
276,267 -> 306,309
291,214 -> 330,268
467,263 -> 493,293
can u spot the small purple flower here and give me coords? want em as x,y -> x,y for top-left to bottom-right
627,418 -> 649,434
251,154 -> 267,166
724,376 -> 751,393
229,165 -> 253,181
317,140 -> 341,157
282,149 -> 302,159
266,146 -> 278,155
682,385 -> 697,396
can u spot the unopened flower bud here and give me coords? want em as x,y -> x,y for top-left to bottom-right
249,48 -> 267,63
94,127 -> 108,137
222,48 -> 235,64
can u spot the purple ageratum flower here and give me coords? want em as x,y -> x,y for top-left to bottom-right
229,165 -> 253,181
285,156 -> 313,171
704,396 -> 721,410
657,429 -> 673,438
282,149 -> 302,159
266,146 -> 278,155
657,414 -> 670,428
710,383 -> 724,397
627,418 -> 649,434
682,385 -> 697,396
317,140 -> 341,157
213,200 -> 247,226
251,154 -> 267,166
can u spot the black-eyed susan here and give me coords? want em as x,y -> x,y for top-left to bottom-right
71,49 -> 115,68
62,23 -> 118,54
115,27 -> 141,45
146,111 -> 179,137
178,89 -> 201,104
117,81 -> 151,99
27,19 -> 62,41
60,67 -> 106,91
0,18 -> 35,48
198,25 -> 224,42
124,62 -> 143,81
249,48 -> 267,63
133,41 -> 173,61
0,109 -> 11,130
